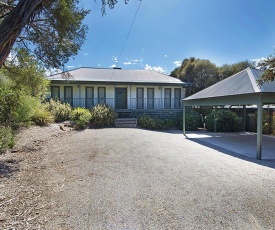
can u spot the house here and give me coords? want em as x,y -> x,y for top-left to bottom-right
46,67 -> 191,118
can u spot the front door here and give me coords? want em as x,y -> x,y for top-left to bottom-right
115,88 -> 127,109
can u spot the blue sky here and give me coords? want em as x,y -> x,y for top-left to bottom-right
66,0 -> 275,74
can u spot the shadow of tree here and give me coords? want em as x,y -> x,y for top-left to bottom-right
0,159 -> 19,178
187,138 -> 275,169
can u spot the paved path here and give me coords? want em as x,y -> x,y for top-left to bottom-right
47,128 -> 275,229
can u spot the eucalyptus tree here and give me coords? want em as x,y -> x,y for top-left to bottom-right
0,0 -> 130,69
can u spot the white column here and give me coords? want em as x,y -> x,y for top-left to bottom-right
256,97 -> 263,160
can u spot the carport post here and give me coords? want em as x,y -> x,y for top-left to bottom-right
243,105 -> 246,131
256,97 -> 263,160
182,101 -> 186,135
214,106 -> 217,133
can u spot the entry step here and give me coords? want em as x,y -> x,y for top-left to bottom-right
115,118 -> 137,128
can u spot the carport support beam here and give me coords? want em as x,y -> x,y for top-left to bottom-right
182,102 -> 186,135
256,97 -> 263,160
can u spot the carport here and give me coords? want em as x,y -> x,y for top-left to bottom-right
182,68 -> 275,160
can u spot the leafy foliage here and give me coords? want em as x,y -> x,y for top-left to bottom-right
70,107 -> 92,129
0,126 -> 14,153
205,110 -> 243,132
31,104 -> 54,126
137,114 -> 176,130
90,104 -> 117,127
177,110 -> 202,131
258,54 -> 275,82
0,0 -> 131,69
0,81 -> 21,126
171,58 -> 253,95
2,49 -> 49,98
45,99 -> 72,122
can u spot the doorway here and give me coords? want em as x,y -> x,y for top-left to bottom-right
115,88 -> 127,109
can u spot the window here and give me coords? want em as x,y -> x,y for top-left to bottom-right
51,86 -> 60,99
137,88 -> 144,109
147,88 -> 154,109
98,87 -> 106,104
174,88 -> 181,108
164,88 -> 171,108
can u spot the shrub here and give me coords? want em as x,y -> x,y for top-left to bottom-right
137,114 -> 176,130
31,104 -> 54,126
70,108 -> 92,129
45,99 -> 72,122
90,104 -> 117,127
205,110 -> 243,132
0,84 -> 20,126
138,114 -> 158,129
176,110 -> 202,131
0,126 -> 15,153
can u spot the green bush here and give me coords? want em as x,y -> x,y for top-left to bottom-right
70,108 -> 92,129
205,110 -> 243,132
176,110 -> 202,131
0,126 -> 15,153
90,104 -> 117,127
31,104 -> 54,126
0,84 -> 20,126
137,114 -> 176,130
45,99 -> 72,122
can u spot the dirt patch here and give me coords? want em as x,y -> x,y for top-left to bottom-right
0,123 -> 73,229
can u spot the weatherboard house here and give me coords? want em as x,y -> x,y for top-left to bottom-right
46,67 -> 191,117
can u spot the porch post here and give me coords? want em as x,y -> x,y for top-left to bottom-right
256,96 -> 263,160
182,101 -> 186,135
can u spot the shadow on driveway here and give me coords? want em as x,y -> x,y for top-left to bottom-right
184,131 -> 275,169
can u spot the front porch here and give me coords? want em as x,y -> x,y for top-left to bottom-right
60,97 -> 183,110
53,97 -> 183,118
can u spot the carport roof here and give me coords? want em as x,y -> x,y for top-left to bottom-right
182,67 -> 275,160
184,68 -> 275,101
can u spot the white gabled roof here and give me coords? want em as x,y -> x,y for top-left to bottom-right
47,67 -> 190,86
185,68 -> 275,101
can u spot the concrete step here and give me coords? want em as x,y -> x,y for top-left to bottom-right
115,118 -> 137,128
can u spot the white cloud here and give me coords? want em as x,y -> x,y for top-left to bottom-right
131,59 -> 139,62
164,54 -> 168,58
173,60 -> 181,67
109,64 -> 116,68
144,64 -> 166,74
97,64 -> 102,67
112,56 -> 118,63
251,57 -> 266,67
124,61 -> 132,65
67,65 -> 75,69
83,52 -> 90,56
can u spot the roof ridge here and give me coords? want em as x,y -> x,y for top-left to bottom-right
247,68 -> 265,93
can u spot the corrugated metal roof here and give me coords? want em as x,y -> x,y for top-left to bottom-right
47,67 -> 189,85
184,68 -> 275,101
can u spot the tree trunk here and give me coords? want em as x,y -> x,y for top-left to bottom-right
0,0 -> 51,67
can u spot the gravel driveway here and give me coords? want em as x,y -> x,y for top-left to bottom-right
44,128 -> 275,229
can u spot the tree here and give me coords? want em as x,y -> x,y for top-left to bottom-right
2,48 -> 49,98
170,57 -> 219,95
171,58 -> 254,95
0,0 -> 129,69
218,60 -> 252,81
258,54 -> 275,82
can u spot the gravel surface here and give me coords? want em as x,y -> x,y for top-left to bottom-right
42,128 -> 275,229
